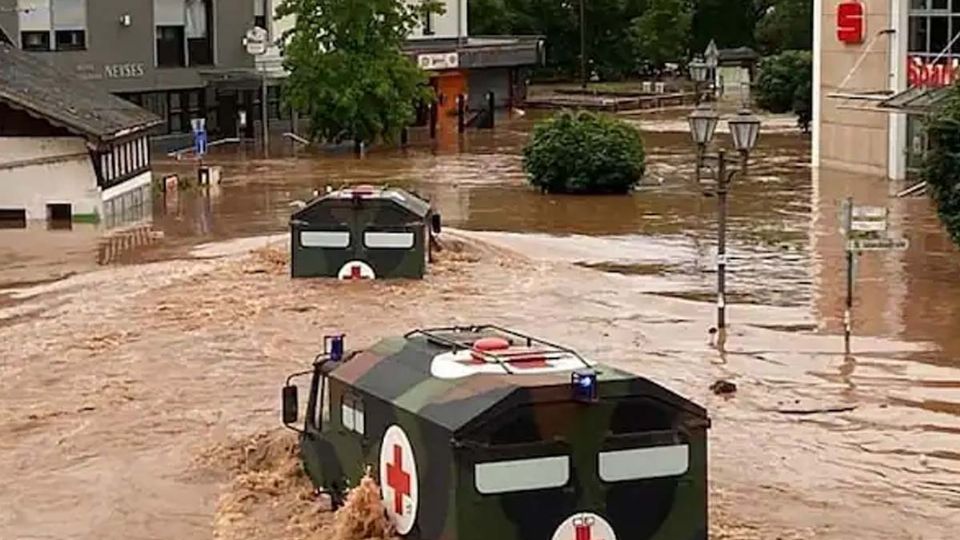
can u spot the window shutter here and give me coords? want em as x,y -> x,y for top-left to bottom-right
52,0 -> 85,30
18,0 -> 52,32
154,0 -> 186,26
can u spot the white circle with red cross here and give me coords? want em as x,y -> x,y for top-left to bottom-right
379,424 -> 418,535
552,512 -> 617,540
337,260 -> 376,280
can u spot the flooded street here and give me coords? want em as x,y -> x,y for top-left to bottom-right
2,110 -> 959,539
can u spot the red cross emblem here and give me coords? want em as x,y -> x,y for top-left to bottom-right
574,516 -> 600,540
348,264 -> 367,280
386,444 -> 410,514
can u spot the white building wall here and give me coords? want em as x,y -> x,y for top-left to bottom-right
408,0 -> 469,40
0,137 -> 101,220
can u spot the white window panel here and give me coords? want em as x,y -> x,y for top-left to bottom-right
598,444 -> 689,483
184,0 -> 207,38
475,456 -> 569,494
354,405 -> 364,435
341,402 -> 354,431
154,0 -> 185,26
300,231 -> 349,248
101,154 -> 111,181
52,0 -> 85,29
18,0 -> 51,31
364,231 -> 414,249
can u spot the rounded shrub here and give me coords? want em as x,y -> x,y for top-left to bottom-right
522,110 -> 646,194
922,84 -> 960,248
754,50 -> 812,115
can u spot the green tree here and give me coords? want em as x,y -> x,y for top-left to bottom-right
922,84 -> 960,248
522,110 -> 646,194
629,0 -> 693,70
754,50 -> 811,114
276,0 -> 441,145
755,0 -> 813,54
691,0 -> 757,53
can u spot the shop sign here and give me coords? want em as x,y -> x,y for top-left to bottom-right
104,63 -> 145,79
418,52 -> 459,71
837,1 -> 865,44
907,56 -> 960,88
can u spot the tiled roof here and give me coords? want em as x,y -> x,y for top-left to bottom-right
0,42 -> 161,143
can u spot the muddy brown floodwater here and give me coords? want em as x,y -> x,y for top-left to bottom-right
1,109 -> 959,540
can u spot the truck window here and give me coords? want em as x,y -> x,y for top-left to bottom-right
301,230 -> 350,248
474,455 -> 569,494
598,444 -> 689,483
609,398 -> 674,434
314,375 -> 330,429
341,393 -> 365,435
363,231 -> 414,249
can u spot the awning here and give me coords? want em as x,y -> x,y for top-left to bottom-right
876,84 -> 953,114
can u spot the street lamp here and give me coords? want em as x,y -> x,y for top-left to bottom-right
688,57 -> 709,104
686,107 -> 762,332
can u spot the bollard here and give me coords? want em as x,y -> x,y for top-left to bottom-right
486,91 -> 495,129
429,101 -> 438,139
401,127 -> 409,147
457,94 -> 466,134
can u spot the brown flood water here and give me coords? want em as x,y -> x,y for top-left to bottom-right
1,110 -> 960,539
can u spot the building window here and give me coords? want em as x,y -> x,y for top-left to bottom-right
18,0 -> 87,52
340,394 -> 364,435
254,0 -> 267,30
423,11 -> 434,36
155,0 -> 212,68
55,29 -> 84,51
156,26 -> 186,67
21,31 -> 50,51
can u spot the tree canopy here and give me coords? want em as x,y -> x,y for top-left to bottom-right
469,0 -> 812,80
754,50 -> 811,114
276,0 -> 441,145
922,84 -> 960,248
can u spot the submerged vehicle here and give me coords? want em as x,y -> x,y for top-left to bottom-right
282,325 -> 711,540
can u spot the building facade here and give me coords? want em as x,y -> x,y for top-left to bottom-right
0,42 -> 161,227
0,0 -> 542,147
814,0 -> 960,180
0,0 -> 281,147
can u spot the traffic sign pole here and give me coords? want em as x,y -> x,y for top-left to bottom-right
844,197 -> 854,355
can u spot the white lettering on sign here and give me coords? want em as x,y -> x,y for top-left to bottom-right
851,220 -> 887,232
417,52 -> 459,71
852,206 -> 886,219
847,238 -> 910,252
104,63 -> 145,79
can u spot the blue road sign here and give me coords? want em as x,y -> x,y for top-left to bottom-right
194,129 -> 207,157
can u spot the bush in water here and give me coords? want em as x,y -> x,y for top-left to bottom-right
922,84 -> 960,248
522,110 -> 646,194
754,50 -> 812,115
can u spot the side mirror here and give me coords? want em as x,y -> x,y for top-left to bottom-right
282,385 -> 299,425
431,213 -> 441,234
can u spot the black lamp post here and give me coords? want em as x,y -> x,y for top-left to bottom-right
687,107 -> 762,331
688,57 -> 709,105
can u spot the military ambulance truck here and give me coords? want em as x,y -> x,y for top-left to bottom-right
282,325 -> 710,540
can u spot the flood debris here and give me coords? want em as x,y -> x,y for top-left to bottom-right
711,379 -> 738,396
328,468 -> 398,540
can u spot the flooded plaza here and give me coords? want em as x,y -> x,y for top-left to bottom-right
1,110 -> 959,539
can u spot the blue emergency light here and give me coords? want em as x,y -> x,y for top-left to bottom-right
572,369 -> 598,402
325,334 -> 345,362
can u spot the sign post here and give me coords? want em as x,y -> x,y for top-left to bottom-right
839,198 -> 909,353
191,117 -> 207,184
245,26 -> 269,155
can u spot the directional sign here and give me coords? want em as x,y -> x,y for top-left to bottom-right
850,219 -> 887,232
847,237 -> 909,251
245,26 -> 268,56
852,206 -> 887,219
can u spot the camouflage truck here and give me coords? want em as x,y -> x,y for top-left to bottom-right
282,325 -> 710,540
289,185 -> 441,280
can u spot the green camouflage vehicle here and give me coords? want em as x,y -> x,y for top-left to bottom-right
282,325 -> 710,540
289,185 -> 441,280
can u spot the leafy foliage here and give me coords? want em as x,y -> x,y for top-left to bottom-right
522,110 -> 646,194
276,0 -> 441,145
755,0 -> 813,54
690,0 -> 757,53
754,50 -> 812,115
922,84 -> 960,248
628,0 -> 693,70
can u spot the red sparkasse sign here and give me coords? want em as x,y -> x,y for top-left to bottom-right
837,1 -> 865,44
907,56 -> 960,87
